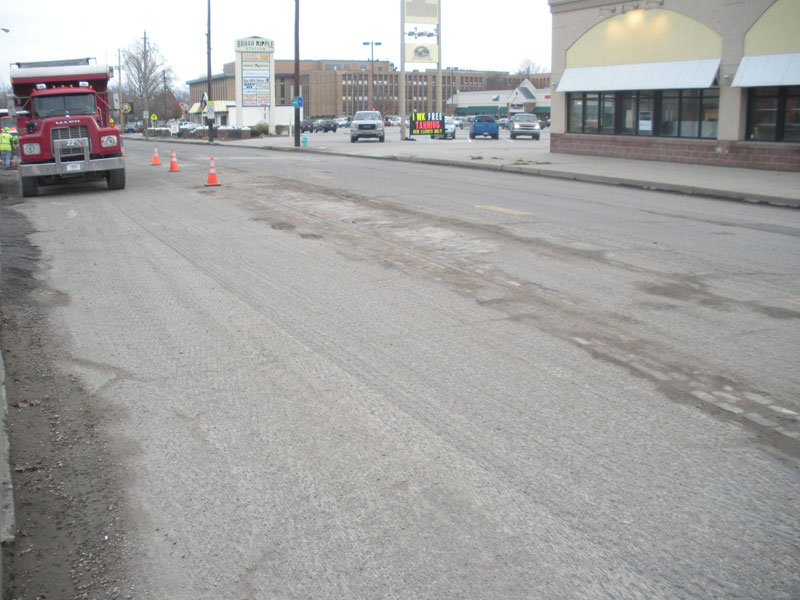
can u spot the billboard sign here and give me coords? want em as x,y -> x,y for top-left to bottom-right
404,0 -> 438,24
410,111 -> 444,135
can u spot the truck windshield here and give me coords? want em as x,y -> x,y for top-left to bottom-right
33,93 -> 96,118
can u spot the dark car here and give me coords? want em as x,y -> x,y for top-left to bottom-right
300,120 -> 315,133
314,119 -> 338,133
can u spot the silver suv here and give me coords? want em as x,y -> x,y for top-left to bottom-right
350,111 -> 385,143
509,113 -> 541,140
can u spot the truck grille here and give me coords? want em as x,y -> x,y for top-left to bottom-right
51,125 -> 91,157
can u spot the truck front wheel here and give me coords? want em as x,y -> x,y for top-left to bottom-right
107,168 -> 126,190
21,176 -> 39,198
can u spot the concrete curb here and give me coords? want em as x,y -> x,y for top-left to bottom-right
130,137 -> 799,208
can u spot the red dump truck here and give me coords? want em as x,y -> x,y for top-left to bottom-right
9,57 -> 125,197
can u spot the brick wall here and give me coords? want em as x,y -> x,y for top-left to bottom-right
551,134 -> 800,172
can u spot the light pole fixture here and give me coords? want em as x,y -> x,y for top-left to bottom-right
363,41 -> 381,110
1,28 -> 10,33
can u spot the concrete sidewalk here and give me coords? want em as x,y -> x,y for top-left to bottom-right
145,130 -> 800,208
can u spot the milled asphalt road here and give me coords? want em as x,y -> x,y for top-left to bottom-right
0,133 -> 797,597
149,127 -> 800,207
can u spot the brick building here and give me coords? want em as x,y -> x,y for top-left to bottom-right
188,60 -> 551,120
549,0 -> 799,171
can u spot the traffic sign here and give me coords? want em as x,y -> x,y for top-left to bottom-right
291,96 -> 303,108
150,114 -> 158,121
121,102 -> 133,114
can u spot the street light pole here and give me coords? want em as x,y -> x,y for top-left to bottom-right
363,41 -> 381,110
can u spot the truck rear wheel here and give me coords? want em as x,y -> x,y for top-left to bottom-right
107,168 -> 126,190
21,176 -> 39,198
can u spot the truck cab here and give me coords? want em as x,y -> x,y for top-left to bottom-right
10,58 -> 125,197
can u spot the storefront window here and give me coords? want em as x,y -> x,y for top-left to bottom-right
585,93 -> 599,133
784,88 -> 800,142
568,94 -> 584,132
679,90 -> 700,138
566,88 -> 721,139
749,87 -> 779,141
661,91 -> 680,136
701,90 -> 719,139
601,93 -> 615,133
638,92 -> 653,136
621,92 -> 636,135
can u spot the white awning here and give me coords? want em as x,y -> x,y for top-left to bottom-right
557,59 -> 720,92
732,53 -> 800,87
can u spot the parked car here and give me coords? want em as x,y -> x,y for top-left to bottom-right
389,116 -> 401,127
300,120 -> 315,132
508,113 -> 541,140
469,115 -> 499,139
335,116 -> 351,128
315,119 -> 338,132
350,110 -> 385,142
498,118 -> 509,129
431,116 -> 456,140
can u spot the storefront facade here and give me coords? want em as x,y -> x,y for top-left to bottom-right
549,0 -> 800,171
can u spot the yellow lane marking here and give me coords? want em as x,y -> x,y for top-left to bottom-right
476,204 -> 530,216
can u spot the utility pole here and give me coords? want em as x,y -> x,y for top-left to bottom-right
207,0 -> 213,142
163,71 -> 167,126
294,0 -> 300,147
400,4 -> 407,140
143,31 -> 149,138
436,1 -> 442,116
118,49 -> 123,131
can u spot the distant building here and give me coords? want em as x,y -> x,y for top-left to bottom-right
188,60 -> 552,121
446,80 -> 551,117
549,0 -> 799,171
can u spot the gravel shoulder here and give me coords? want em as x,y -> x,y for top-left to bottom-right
0,172 -> 135,599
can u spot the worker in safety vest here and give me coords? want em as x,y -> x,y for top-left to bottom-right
1,127 -> 15,169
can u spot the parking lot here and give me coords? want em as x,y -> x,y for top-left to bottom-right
240,124 -> 553,163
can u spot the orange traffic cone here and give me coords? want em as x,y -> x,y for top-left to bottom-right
151,147 -> 161,166
168,148 -> 180,172
205,156 -> 220,186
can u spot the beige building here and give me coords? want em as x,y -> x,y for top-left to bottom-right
549,0 -> 799,170
189,60 -> 550,120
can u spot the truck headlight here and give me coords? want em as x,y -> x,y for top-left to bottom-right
100,135 -> 119,148
22,143 -> 41,155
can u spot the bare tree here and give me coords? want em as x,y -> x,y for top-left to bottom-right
516,59 -> 548,76
122,35 -> 178,121
0,82 -> 11,108
485,74 -> 507,90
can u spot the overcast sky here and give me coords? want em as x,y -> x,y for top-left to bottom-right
1,0 -> 552,90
